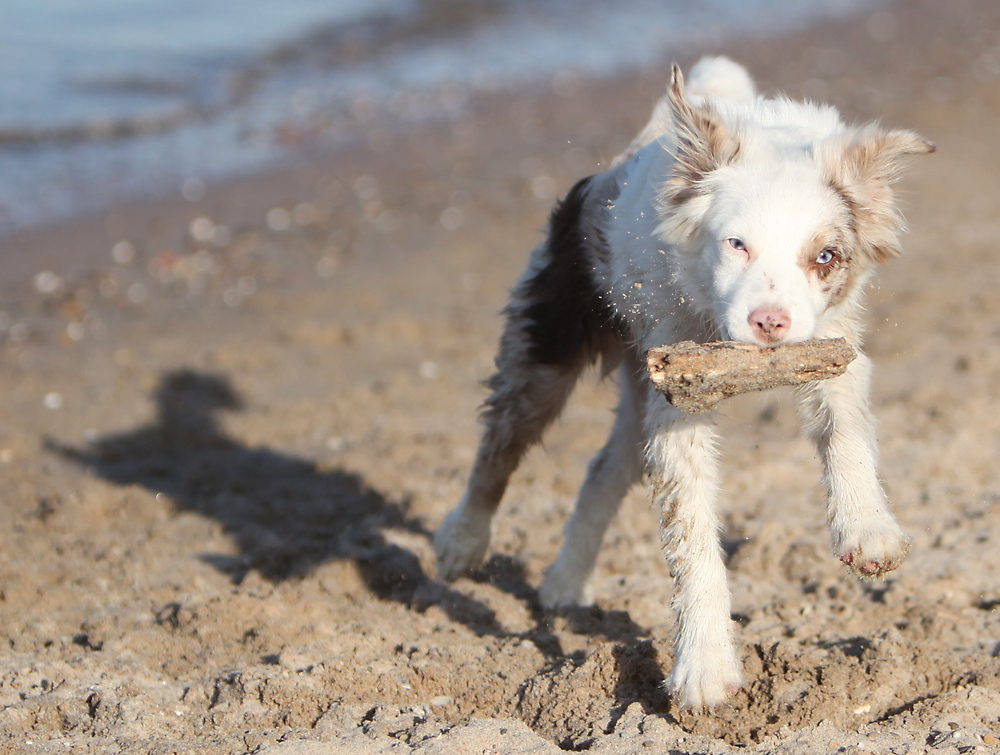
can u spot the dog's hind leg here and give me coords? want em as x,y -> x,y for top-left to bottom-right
434,344 -> 587,581
539,355 -> 646,608
435,175 -> 618,582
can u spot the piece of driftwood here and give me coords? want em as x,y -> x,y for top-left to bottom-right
646,338 -> 857,414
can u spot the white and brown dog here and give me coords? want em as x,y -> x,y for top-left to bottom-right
434,57 -> 933,710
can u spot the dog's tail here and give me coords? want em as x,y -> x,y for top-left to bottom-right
686,56 -> 756,101
611,56 -> 755,167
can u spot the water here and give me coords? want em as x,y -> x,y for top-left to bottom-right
0,0 -> 880,234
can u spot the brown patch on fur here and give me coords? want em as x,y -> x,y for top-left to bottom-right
799,223 -> 856,307
822,125 -> 934,266
663,64 -> 742,207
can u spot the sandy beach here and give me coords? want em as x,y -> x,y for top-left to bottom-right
4,1 -> 1000,752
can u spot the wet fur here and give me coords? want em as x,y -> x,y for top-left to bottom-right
434,57 -> 932,711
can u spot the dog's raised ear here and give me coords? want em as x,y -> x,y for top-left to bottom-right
825,126 -> 935,264
664,63 -> 741,200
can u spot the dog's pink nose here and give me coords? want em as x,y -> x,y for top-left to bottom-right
748,308 -> 791,343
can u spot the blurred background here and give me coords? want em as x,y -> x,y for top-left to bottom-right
0,0 -> 881,235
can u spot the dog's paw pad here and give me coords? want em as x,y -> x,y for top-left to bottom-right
835,518 -> 911,580
839,540 -> 908,579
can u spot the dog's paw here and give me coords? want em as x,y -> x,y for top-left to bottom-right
434,506 -> 492,582
834,519 -> 911,579
538,561 -> 593,609
666,646 -> 744,711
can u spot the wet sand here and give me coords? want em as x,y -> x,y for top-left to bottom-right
4,1 -> 1000,752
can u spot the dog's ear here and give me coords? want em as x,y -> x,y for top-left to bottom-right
657,64 -> 742,244
826,126 -> 935,264
665,63 -> 742,199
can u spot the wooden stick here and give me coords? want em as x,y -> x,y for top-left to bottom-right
646,338 -> 857,414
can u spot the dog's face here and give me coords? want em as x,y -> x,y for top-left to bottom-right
695,160 -> 855,345
657,65 -> 933,346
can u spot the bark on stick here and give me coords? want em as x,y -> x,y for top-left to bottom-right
646,338 -> 857,414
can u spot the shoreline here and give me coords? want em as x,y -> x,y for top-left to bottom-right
0,0 -> 963,294
0,0 -> 887,243
3,0 -> 986,299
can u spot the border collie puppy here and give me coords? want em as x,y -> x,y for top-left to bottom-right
434,57 -> 933,710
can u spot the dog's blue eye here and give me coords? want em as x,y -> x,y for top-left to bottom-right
726,238 -> 747,252
816,248 -> 836,265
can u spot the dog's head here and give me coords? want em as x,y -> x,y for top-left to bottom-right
657,65 -> 933,346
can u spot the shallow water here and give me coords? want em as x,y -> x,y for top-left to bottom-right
0,0 -> 880,234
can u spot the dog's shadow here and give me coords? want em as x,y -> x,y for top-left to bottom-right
50,369 -> 433,597
49,369 -> 650,660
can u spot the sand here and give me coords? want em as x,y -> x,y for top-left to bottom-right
3,1 -> 1000,752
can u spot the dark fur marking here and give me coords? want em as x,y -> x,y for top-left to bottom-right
521,176 -> 624,366
827,176 -> 898,265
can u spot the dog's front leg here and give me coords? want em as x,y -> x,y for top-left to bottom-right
647,401 -> 743,710
796,351 -> 910,578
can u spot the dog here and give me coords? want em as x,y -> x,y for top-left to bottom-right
433,57 -> 933,710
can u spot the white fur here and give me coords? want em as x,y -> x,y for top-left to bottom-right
434,57 -> 931,711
